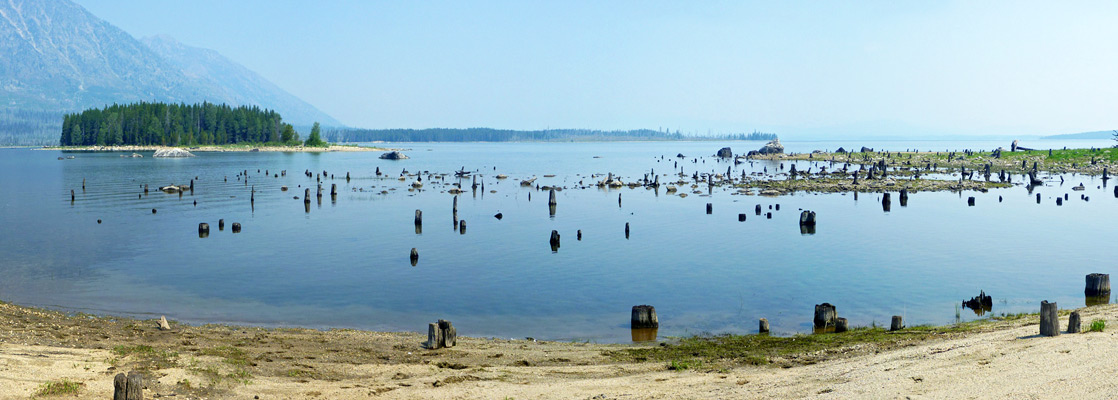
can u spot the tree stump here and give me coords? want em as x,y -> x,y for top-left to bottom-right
625,222 -> 630,239
631,305 -> 658,329
304,188 -> 310,203
549,230 -> 560,250
890,315 -> 904,331
414,210 -> 422,227
813,303 -> 836,329
218,219 -> 225,231
548,188 -> 557,206
410,248 -> 418,266
1085,273 -> 1110,296
113,373 -> 127,400
967,197 -> 975,206
459,220 -> 466,235
1068,311 -> 1081,333
426,323 -> 443,349
882,193 -> 891,212
1040,300 -> 1059,337
738,213 -> 747,222
231,223 -> 241,233
706,203 -> 712,214
577,230 -> 582,240
1056,197 -> 1063,206
834,317 -> 849,333
755,204 -> 762,215
759,318 -> 770,334
198,223 -> 209,238
331,184 -> 337,196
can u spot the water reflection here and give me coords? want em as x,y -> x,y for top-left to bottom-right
631,328 -> 657,342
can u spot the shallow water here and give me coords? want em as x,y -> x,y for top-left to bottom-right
0,139 -> 1114,342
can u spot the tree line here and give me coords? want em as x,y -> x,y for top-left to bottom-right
59,102 -> 326,147
323,127 -> 777,143
0,109 -> 63,146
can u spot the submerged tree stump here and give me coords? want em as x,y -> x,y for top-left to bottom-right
1040,300 -> 1059,337
1068,311 -> 1081,333
198,223 -> 209,237
799,210 -> 816,227
890,315 -> 904,331
706,203 -> 712,214
738,213 -> 747,222
1085,273 -> 1110,296
231,223 -> 241,233
549,230 -> 560,250
631,305 -> 658,329
967,196 -> 975,206
759,318 -> 770,334
834,317 -> 849,333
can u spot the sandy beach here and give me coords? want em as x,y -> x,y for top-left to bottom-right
1,301 -> 1115,399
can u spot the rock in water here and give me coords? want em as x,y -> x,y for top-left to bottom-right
152,148 -> 195,158
379,151 -> 409,160
716,147 -> 733,158
757,139 -> 784,155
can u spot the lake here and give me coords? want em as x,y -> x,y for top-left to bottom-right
0,139 -> 1114,342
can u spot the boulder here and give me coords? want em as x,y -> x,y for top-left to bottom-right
716,147 -> 733,158
379,151 -> 409,160
835,147 -> 846,153
860,146 -> 873,153
757,139 -> 784,155
159,185 -> 181,193
152,148 -> 195,158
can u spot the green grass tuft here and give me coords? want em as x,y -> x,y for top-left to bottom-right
34,379 -> 82,397
1090,319 -> 1106,332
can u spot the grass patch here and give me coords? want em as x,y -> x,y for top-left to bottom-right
1090,319 -> 1106,332
200,346 -> 250,366
34,379 -> 83,397
610,323 -> 985,370
111,345 -> 178,371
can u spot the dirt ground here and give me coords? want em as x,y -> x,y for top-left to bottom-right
2,301 -> 1117,399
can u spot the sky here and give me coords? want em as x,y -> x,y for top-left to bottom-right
73,0 -> 1118,138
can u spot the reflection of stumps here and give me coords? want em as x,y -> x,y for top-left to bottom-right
1039,300 -> 1059,337
813,303 -> 836,329
414,210 -> 422,229
71,189 -> 75,202
1085,273 -> 1111,297
452,196 -> 458,214
631,305 -> 658,329
549,230 -> 560,251
759,318 -> 770,334
1068,311 -> 1081,333
899,189 -> 909,207
890,315 -> 904,331
410,248 -> 418,266
882,192 -> 891,212
834,317 -> 849,333
304,188 -> 310,203
755,204 -> 762,215
331,184 -> 337,196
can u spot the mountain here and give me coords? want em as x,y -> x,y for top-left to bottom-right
141,35 -> 339,127
1040,130 -> 1115,140
0,0 -> 339,144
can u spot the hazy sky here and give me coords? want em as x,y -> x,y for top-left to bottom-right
74,0 -> 1118,137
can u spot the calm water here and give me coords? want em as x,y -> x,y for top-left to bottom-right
0,139 -> 1114,342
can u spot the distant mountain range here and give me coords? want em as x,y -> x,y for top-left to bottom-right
0,0 -> 339,144
1039,130 -> 1116,140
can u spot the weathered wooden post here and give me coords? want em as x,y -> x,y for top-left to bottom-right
967,196 -> 975,206
1068,311 -> 1081,333
231,223 -> 241,233
438,320 -> 456,347
426,323 -> 443,349
882,192 -> 891,212
452,196 -> 458,214
410,248 -> 418,266
890,315 -> 904,331
1039,300 -> 1059,337
625,222 -> 630,238
550,230 -> 560,250
759,318 -> 770,334
706,203 -> 712,214
414,210 -> 422,228
813,303 -> 836,329
114,371 -> 143,400
834,317 -> 849,333
631,305 -> 658,329
799,210 -> 816,227
198,223 -> 209,238
113,373 -> 127,400
738,213 -> 747,222
1085,273 -> 1110,298
548,188 -> 557,206
459,220 -> 466,234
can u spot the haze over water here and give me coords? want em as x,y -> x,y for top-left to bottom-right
1,139 -> 1114,342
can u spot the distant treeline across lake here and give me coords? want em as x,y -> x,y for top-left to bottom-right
324,127 -> 777,143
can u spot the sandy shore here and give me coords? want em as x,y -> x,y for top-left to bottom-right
38,144 -> 383,152
2,301 -> 1116,399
